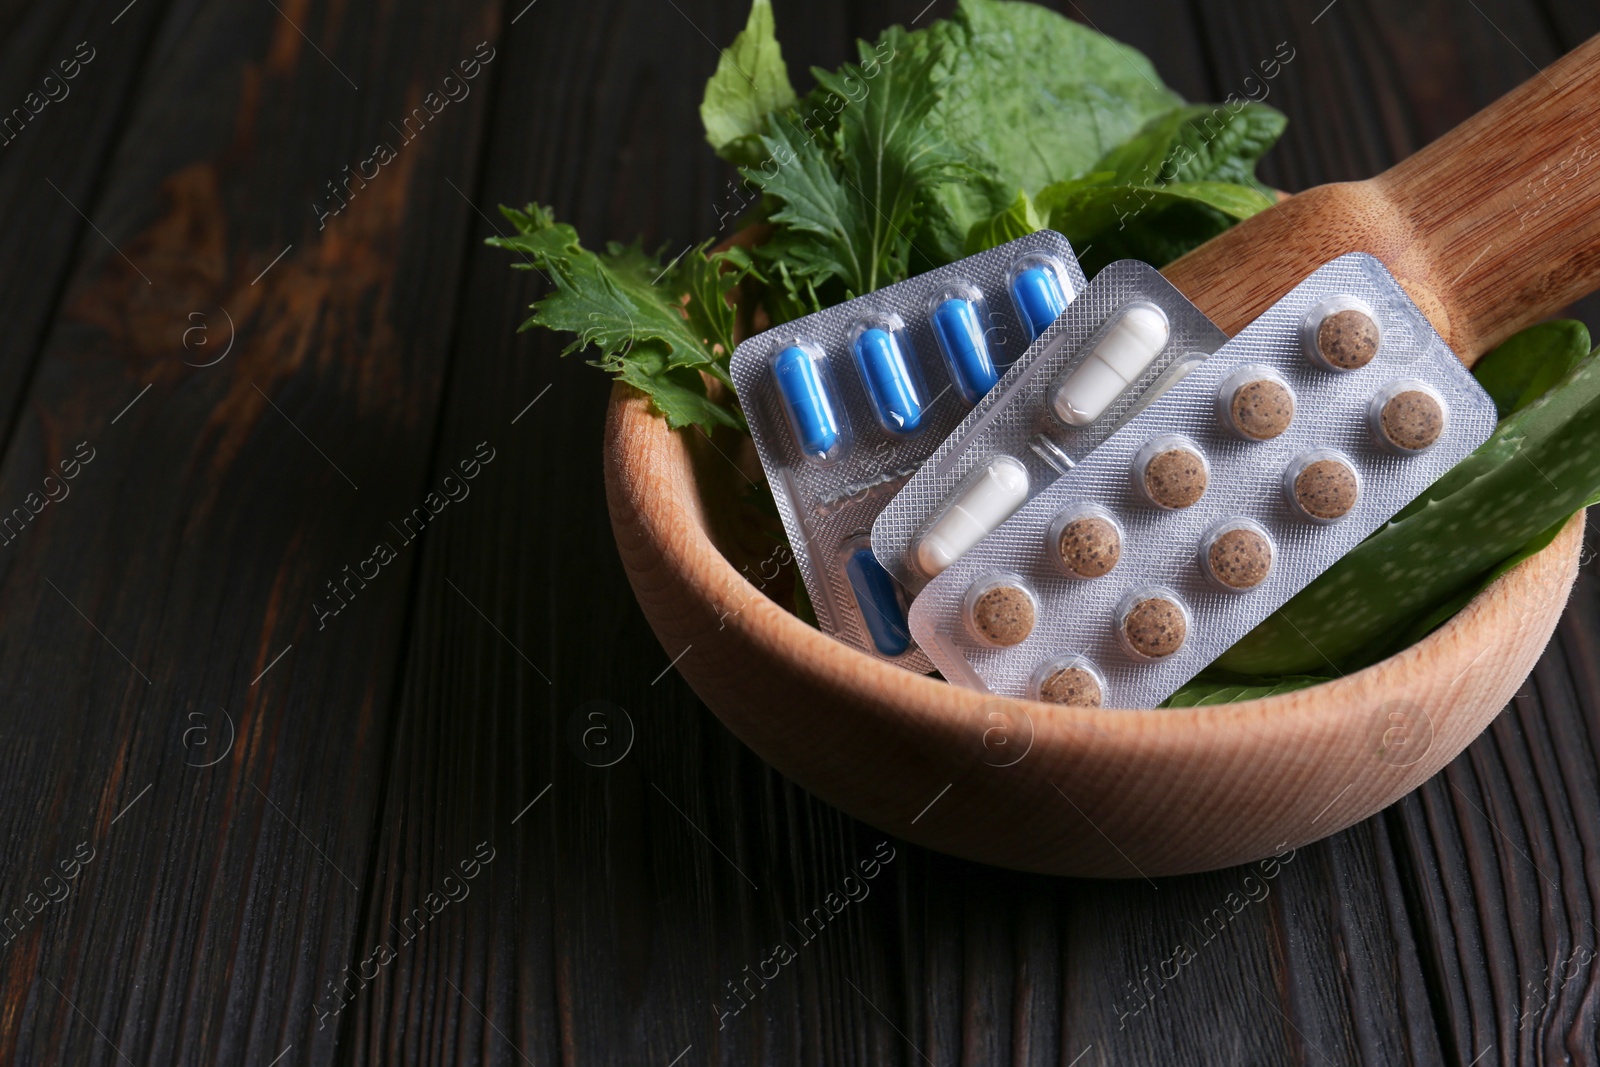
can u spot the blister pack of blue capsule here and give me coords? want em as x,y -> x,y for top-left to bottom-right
872,261 -> 1229,595
730,231 -> 1086,669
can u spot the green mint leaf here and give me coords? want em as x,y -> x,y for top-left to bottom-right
700,0 -> 797,167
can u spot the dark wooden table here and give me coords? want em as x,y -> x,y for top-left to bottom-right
2,0 -> 1598,1063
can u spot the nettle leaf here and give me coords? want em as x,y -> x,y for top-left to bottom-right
747,121 -> 870,297
672,243 -> 752,363
700,0 -> 798,167
750,24 -> 955,300
486,204 -> 745,432
490,206 -> 707,368
616,342 -> 746,432
815,26 -> 956,291
963,188 -> 1045,255
1035,101 -> 1284,271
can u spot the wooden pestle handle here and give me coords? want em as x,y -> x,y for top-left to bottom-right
1165,35 -> 1600,364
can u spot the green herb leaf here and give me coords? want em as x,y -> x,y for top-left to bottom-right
700,0 -> 798,168
1094,103 -> 1286,188
1161,674 -> 1330,708
1471,319 -> 1592,418
747,122 -> 870,296
486,204 -> 745,431
963,188 -> 1045,255
749,25 -> 953,299
1037,175 -> 1274,272
934,0 -> 1182,196
615,342 -> 745,433
674,243 -> 751,365
1037,176 -> 1273,235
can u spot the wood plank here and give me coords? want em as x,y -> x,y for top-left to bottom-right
0,0 -> 175,458
1390,566 -> 1600,1066
1538,0 -> 1600,57
0,0 -> 503,1062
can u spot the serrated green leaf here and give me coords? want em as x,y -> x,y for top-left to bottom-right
749,25 -> 953,298
1038,175 -> 1273,235
671,241 -> 751,364
489,206 -> 709,370
700,0 -> 797,167
486,204 -> 745,432
616,342 -> 746,432
746,121 -> 868,296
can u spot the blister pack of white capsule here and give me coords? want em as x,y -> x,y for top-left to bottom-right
872,260 -> 1228,594
730,231 -> 1087,669
907,252 -> 1498,708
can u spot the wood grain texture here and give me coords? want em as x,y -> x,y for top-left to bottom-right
0,0 -> 502,1063
2,0 -> 1600,1064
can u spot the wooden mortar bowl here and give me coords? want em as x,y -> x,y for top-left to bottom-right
605,38 -> 1600,876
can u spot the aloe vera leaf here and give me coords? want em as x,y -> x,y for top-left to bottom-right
1471,319 -> 1590,418
1214,349 -> 1600,677
1347,486 -> 1600,663
1160,674 -> 1329,708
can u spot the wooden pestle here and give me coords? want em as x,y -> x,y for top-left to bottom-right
1165,35 -> 1600,363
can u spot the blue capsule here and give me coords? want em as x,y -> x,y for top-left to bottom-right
930,297 -> 998,406
772,344 -> 843,462
1012,264 -> 1067,342
852,325 -> 925,436
844,545 -> 911,657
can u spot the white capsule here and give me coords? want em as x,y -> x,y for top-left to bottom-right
915,455 -> 1030,577
1051,303 -> 1171,426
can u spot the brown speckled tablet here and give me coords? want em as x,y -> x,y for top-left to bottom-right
1143,449 -> 1207,509
971,584 -> 1035,646
1038,667 -> 1102,707
1380,389 -> 1443,451
1294,458 -> 1359,520
1316,309 -> 1380,369
1207,527 -> 1273,590
1056,516 -> 1120,578
1229,379 -> 1294,440
1122,597 -> 1187,658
